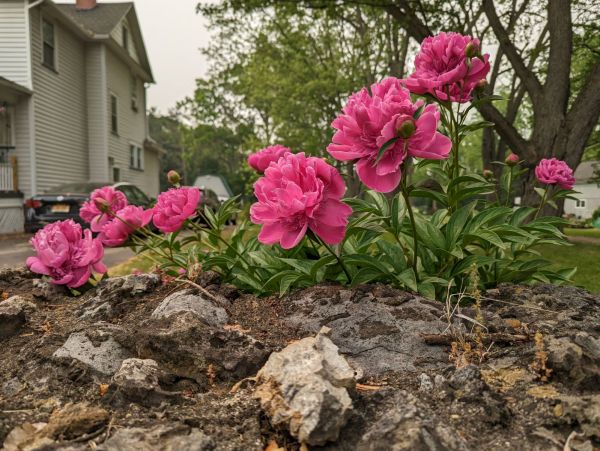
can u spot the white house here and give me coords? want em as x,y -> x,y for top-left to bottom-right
564,161 -> 600,219
0,0 -> 162,233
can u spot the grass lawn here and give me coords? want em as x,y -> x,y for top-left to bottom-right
109,252 -> 156,277
536,242 -> 600,293
564,227 -> 600,239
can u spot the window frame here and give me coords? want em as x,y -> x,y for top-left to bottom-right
129,143 -> 144,171
130,74 -> 138,111
122,24 -> 129,52
575,199 -> 587,209
41,17 -> 57,71
110,93 -> 119,135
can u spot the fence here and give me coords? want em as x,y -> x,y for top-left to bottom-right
0,156 -> 17,191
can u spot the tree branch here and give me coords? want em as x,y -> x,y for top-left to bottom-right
477,102 -> 533,161
482,0 -> 543,103
383,3 -> 431,42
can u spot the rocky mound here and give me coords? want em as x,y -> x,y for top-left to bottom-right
0,267 -> 599,450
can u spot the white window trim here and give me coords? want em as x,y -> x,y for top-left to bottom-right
40,16 -> 58,72
129,142 -> 144,171
110,92 -> 119,135
122,23 -> 129,52
575,199 -> 587,209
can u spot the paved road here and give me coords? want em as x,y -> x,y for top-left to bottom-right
0,234 -> 135,269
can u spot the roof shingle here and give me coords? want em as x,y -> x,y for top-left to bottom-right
54,2 -> 132,36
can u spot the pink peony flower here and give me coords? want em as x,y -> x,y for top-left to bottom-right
248,144 -> 292,172
535,158 -> 575,190
98,205 -> 154,247
80,186 -> 128,232
152,187 -> 201,233
505,153 -> 520,166
26,219 -> 106,288
250,152 -> 352,249
327,77 -> 451,193
402,32 -> 490,103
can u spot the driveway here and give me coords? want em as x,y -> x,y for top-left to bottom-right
0,234 -> 135,269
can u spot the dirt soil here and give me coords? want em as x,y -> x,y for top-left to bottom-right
0,267 -> 599,450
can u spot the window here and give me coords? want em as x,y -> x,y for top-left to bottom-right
112,167 -> 120,182
42,19 -> 56,70
110,94 -> 118,134
130,75 -> 138,111
129,144 -> 143,170
122,25 -> 129,52
118,185 -> 150,205
576,199 -> 587,209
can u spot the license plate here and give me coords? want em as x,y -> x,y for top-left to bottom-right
51,204 -> 70,213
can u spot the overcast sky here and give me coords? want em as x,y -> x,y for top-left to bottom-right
65,0 -> 212,113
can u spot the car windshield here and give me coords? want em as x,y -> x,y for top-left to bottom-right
44,182 -> 108,194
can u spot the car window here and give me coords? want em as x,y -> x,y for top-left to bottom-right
129,186 -> 150,205
117,185 -> 145,205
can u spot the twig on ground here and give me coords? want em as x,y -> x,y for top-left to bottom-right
422,333 -> 530,346
175,278 -> 227,307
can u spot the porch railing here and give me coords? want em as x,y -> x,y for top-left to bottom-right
0,155 -> 18,191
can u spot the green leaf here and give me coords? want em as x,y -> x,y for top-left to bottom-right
510,207 -> 536,225
410,188 -> 448,206
374,137 -> 399,165
445,204 -> 474,246
451,255 -> 496,276
396,268 -> 418,292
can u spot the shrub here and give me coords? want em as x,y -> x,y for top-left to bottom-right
26,32 -> 578,298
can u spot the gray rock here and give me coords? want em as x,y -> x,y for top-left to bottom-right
152,290 -> 228,326
418,373 -> 433,391
0,296 -> 36,338
356,391 -> 468,451
559,394 -> 600,438
112,358 -> 162,403
131,313 -> 269,387
53,330 -> 130,376
32,278 -> 67,300
99,424 -> 215,451
79,274 -> 160,320
547,334 -> 600,390
282,287 -> 448,377
255,327 -> 355,446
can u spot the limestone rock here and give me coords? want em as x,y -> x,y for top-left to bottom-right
255,327 -> 355,446
112,358 -> 163,404
282,287 -> 448,377
132,314 -> 269,387
53,329 -> 130,376
99,424 -> 215,451
151,290 -> 228,326
547,333 -> 600,390
0,295 -> 36,339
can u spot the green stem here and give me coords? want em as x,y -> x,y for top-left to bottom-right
506,166 -> 514,207
534,187 -> 550,220
311,234 -> 351,283
400,178 -> 419,282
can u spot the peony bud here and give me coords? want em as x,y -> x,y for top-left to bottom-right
93,198 -> 111,213
396,118 -> 416,139
505,153 -> 520,166
167,170 -> 181,185
483,169 -> 494,179
465,42 -> 478,58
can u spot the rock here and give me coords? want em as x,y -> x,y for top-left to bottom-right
53,329 -> 131,376
43,402 -> 109,440
0,296 -> 36,338
282,286 -> 448,377
78,274 -> 160,320
418,373 -> 433,391
99,424 -> 215,451
546,334 -> 600,390
112,358 -> 168,405
131,314 -> 269,387
355,391 -> 468,451
32,278 -> 67,300
152,290 -> 228,326
255,327 -> 355,446
558,394 -> 600,438
195,270 -> 221,288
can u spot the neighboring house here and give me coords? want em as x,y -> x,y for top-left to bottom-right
193,174 -> 234,202
0,0 -> 163,233
564,161 -> 600,219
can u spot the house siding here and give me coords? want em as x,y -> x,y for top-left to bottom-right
564,183 -> 600,219
106,48 -> 156,196
0,0 -> 30,88
30,6 -> 88,193
13,96 -> 32,196
110,15 -> 140,63
86,43 -> 109,182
